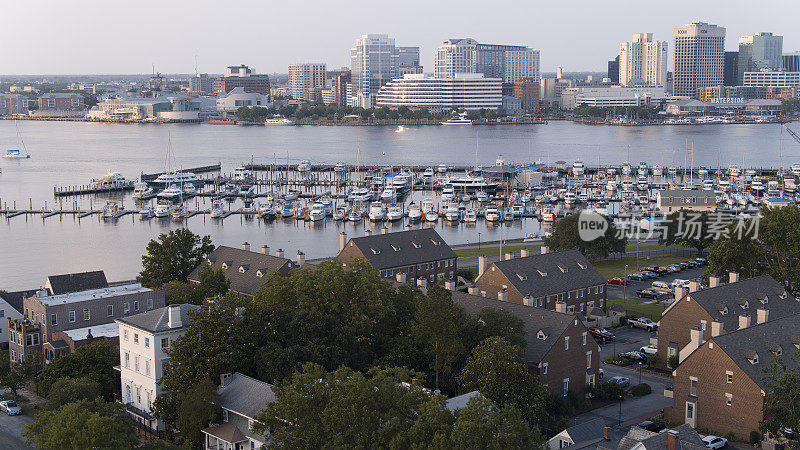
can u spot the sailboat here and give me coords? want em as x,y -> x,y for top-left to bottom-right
3,121 -> 30,159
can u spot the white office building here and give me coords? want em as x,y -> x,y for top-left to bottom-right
117,304 -> 199,430
743,70 -> 800,88
503,49 -> 540,83
288,63 -> 327,101
673,22 -> 726,97
216,87 -> 270,113
434,38 -> 478,79
375,73 -> 502,112
738,32 -> 783,83
619,33 -> 668,87
350,34 -> 399,108
560,86 -> 682,110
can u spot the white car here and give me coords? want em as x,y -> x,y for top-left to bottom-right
0,400 -> 21,416
671,279 -> 690,289
639,344 -> 658,355
702,435 -> 728,449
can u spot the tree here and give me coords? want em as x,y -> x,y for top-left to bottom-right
457,337 -> 548,428
175,378 -> 221,450
43,377 -> 101,410
450,396 -> 541,449
475,308 -> 526,349
3,350 -> 42,399
760,354 -> 800,439
660,211 -> 715,255
162,280 -> 206,306
137,228 -> 214,288
544,212 -> 627,259
39,341 -> 118,400
197,265 -> 230,297
23,399 -> 138,450
412,285 -> 466,392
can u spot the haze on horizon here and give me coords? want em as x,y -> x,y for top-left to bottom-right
2,0 -> 799,76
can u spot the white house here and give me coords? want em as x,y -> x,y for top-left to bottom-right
116,303 -> 199,430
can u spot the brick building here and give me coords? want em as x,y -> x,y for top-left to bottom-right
474,248 -> 607,315
513,77 -> 540,113
337,228 -> 457,285
333,70 -> 351,107
655,274 -> 800,370
212,66 -> 271,96
38,93 -> 85,111
187,243 -> 298,298
452,290 -> 601,397
664,313 -> 800,439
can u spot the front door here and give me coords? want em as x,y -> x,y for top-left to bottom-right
685,401 -> 696,428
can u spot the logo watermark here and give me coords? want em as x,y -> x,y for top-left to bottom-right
578,209 -> 609,241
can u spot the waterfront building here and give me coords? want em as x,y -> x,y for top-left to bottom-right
619,33 -> 668,87
724,51 -> 739,86
38,93 -> 84,111
657,190 -> 716,213
699,85 -> 796,101
434,38 -> 478,79
607,55 -> 620,84
503,49 -> 540,83
288,63 -> 327,101
350,34 -> 399,108
0,93 -> 27,115
0,291 -> 26,346
435,39 -> 539,84
513,77 -> 540,113
215,87 -> 271,114
738,32 -> 783,84
117,304 -> 199,431
666,98 -> 781,116
89,96 -> 201,122
321,88 -> 335,105
742,70 -> 800,90
783,52 -> 800,72
188,73 -> 213,95
375,73 -> 502,112
333,70 -> 351,107
673,22 -> 725,97
213,65 -> 270,96
502,95 -> 522,114
559,86 -> 679,110
398,46 -> 423,75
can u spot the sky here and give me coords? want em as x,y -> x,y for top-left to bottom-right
2,0 -> 799,75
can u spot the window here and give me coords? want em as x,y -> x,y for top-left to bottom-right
147,298 -> 153,310
563,378 -> 570,396
26,335 -> 32,346
690,379 -> 697,396
668,347 -> 676,358
69,311 -> 76,323
542,362 -> 548,374
135,355 -> 140,372
582,332 -> 587,346
145,359 -> 151,376
144,337 -> 150,348
134,301 -> 139,312
83,309 -> 90,321
725,394 -> 732,406
124,303 -> 130,314
107,305 -> 113,317
0,309 -> 3,318
134,333 -> 139,344
222,410 -> 229,422
599,285 -> 603,293
123,329 -> 129,341
161,337 -> 169,349
726,372 -> 733,384
564,336 -> 570,350
124,352 -> 130,368
687,402 -> 694,419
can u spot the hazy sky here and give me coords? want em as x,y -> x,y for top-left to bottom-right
2,0 -> 799,75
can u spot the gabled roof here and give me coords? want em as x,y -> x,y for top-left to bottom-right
188,246 -> 293,296
481,249 -> 605,299
45,271 -> 108,295
201,423 -> 248,444
712,313 -> 800,390
445,391 -> 483,412
0,289 -> 36,314
343,228 -> 456,270
451,290 -> 580,363
559,418 -> 605,446
116,304 -> 199,334
616,424 -> 704,450
217,372 -> 276,419
681,275 -> 800,333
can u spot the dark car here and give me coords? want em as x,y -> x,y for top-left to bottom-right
608,376 -> 631,388
640,270 -> 658,279
589,327 -> 615,342
638,420 -> 666,432
636,288 -> 662,299
694,257 -> 708,265
678,262 -> 691,269
684,260 -> 699,268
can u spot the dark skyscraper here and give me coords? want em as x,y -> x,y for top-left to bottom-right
607,55 -> 619,84
724,51 -> 739,86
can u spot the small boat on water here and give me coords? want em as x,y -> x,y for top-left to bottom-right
386,204 -> 403,222
101,202 -> 124,219
463,209 -> 477,223
172,204 -> 186,221
2,149 -> 29,159
281,203 -> 296,218
444,204 -> 461,223
368,202 -> 386,222
154,200 -> 174,218
309,203 -> 326,222
424,210 -> 439,222
264,116 -> 295,126
441,113 -> 472,125
210,200 -> 225,218
139,205 -> 154,219
297,160 -> 312,173
158,185 -> 184,201
541,207 -> 555,222
133,182 -> 155,200
348,207 -> 363,222
332,206 -> 346,221
92,172 -> 132,190
484,207 -> 501,222
408,203 -> 422,222
258,203 -> 276,220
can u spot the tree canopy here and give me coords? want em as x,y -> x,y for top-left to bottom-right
38,340 -> 119,400
760,354 -> 800,440
23,399 -> 138,450
659,210 -> 716,255
137,228 -> 214,288
544,212 -> 627,259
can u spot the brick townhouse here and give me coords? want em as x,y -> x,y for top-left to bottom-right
188,243 -> 299,298
38,92 -> 85,111
452,289 -> 601,397
665,313 -> 800,440
474,247 -> 607,315
337,228 -> 457,285
655,273 -> 800,370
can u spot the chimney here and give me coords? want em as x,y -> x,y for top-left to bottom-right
555,301 -> 567,314
498,289 -> 508,302
729,272 -> 739,283
667,430 -> 679,450
364,229 -> 372,237
220,372 -> 232,387
381,226 -> 388,235
603,426 -> 611,442
739,314 -> 751,330
520,248 -> 530,257
689,280 -> 700,293
757,307 -> 769,324
339,232 -> 347,252
168,304 -> 182,329
504,252 -> 513,261
261,245 -> 269,255
540,246 -> 549,254
396,272 -> 407,283
445,281 -> 455,291
478,255 -> 486,277
689,326 -> 703,347
711,320 -> 724,337
674,285 -> 685,302
296,251 -> 305,266
242,242 -> 250,252
276,248 -> 285,258
709,276 -> 721,288
468,286 -> 478,295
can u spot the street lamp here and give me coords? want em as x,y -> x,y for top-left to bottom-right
618,394 -> 624,426
478,232 -> 481,250
623,264 -> 629,301
638,360 -> 644,385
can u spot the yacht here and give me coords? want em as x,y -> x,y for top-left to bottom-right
792,164 -> 800,176
421,198 -> 436,213
297,160 -> 312,174
380,186 -> 398,202
446,174 -> 500,194
606,168 -> 617,177
149,171 -> 203,189
158,185 -> 184,201
92,172 -> 132,190
101,202 -> 124,219
441,185 -> 455,202
172,204 -> 186,221
441,113 -> 472,125
154,200 -> 174,218
463,209 -> 477,223
484,207 -> 501,222
407,203 -> 422,222
541,207 -> 555,222
637,162 -> 648,177
309,203 -> 326,222
572,160 -> 585,177
444,204 -> 461,222
476,191 -> 489,203
348,187 -> 372,203
637,176 -> 649,191
2,149 -> 29,159
386,204 -> 403,222
132,182 -> 155,200
767,180 -> 780,197
210,200 -> 225,218
564,191 -> 578,206
421,168 -> 436,185
264,116 -> 295,126
332,206 -> 346,221
784,178 -> 797,195
281,203 -> 296,218
606,179 -> 618,192
652,165 -> 663,177
728,165 -> 741,177
437,164 -> 448,174
284,190 -> 300,201
751,178 -> 765,195
511,204 -> 525,218
334,162 -> 346,175
368,202 -> 386,222
702,179 -> 715,190
233,167 -> 254,182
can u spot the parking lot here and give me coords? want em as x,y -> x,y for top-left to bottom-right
606,264 -> 707,302
596,326 -> 656,361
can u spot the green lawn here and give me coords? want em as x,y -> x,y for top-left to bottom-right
590,255 -> 689,280
607,298 -> 666,322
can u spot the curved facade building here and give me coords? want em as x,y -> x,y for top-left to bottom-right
376,73 -> 502,112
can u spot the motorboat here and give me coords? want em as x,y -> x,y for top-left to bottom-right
347,207 -> 363,222
264,116 -> 295,126
223,184 -> 241,196
421,168 -> 436,185
463,209 -> 477,223
441,185 -> 455,202
172,204 -> 186,221
652,165 -> 663,177
386,204 -> 403,222
92,172 -> 132,190
667,166 -> 677,177
281,203 -> 296,218
334,162 -> 346,175
444,204 -> 461,222
437,164 -> 448,174
297,160 -> 312,173
606,179 -> 618,192
424,209 -> 439,222
606,168 -> 617,177
572,160 -> 585,177
441,113 -> 472,125
348,187 -> 372,203
332,206 -> 346,221
138,205 -> 154,219
564,191 -> 578,206
792,164 -> 800,176
154,200 -> 174,218
637,162 -> 648,177
158,185 -> 184,201
484,207 -> 501,222
521,190 -> 532,203
210,200 -> 225,218
309,203 -> 326,222
380,187 -> 398,202
637,176 -> 649,191
284,189 -> 300,201
241,199 -> 256,217
2,149 -> 29,159
728,165 -> 741,177
407,203 -> 422,222
446,174 -> 500,194
476,191 -> 488,203
751,178 -> 765,195
132,182 -> 155,200
511,204 -> 525,218
148,170 -> 203,189
368,202 -> 386,222
784,178 -> 797,194
541,208 -> 555,222
258,203 -> 276,220
101,202 -> 124,219
702,179 -> 714,190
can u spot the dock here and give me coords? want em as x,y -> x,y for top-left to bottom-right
140,164 -> 222,181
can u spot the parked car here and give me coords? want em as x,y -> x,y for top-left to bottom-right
620,351 -> 647,362
694,257 -> 708,265
685,260 -> 699,268
608,376 -> 631,388
628,272 -> 647,281
671,279 -> 690,289
640,270 -> 658,279
589,327 -> 615,342
629,317 -> 658,331
640,344 -> 658,355
651,281 -> 673,292
702,435 -> 728,449
0,400 -> 21,416
608,277 -> 628,286
666,264 -> 682,272
636,288 -> 662,299
637,420 -> 666,432
678,262 -> 691,269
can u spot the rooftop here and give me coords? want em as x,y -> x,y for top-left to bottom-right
46,270 -> 108,295
116,304 -> 199,334
344,228 -> 456,271
61,322 -> 120,342
188,245 -> 294,296
218,372 -> 276,419
37,283 -> 151,306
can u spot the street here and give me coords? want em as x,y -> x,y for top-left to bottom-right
0,414 -> 32,450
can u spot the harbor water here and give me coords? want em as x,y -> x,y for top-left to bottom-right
1,120 -> 798,289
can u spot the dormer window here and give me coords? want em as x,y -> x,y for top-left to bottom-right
222,261 -> 233,270
720,306 -> 728,315
411,242 -> 421,249
391,245 -> 400,251
256,270 -> 264,278
781,291 -> 788,299
537,270 -> 547,277
741,301 -> 749,309
537,330 -> 547,340
517,273 -> 528,281
207,259 -> 213,266
371,248 -> 380,255
577,262 -> 587,269
748,352 -> 759,365
430,239 -> 440,246
239,265 -> 249,273
557,265 -> 567,273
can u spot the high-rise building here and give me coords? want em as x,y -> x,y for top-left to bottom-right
503,49 -> 540,83
434,39 -> 478,79
619,33 -> 668,87
213,65 -> 270,95
333,70 -> 351,107
476,43 -> 530,79
513,77 -> 540,113
608,56 -> 620,84
288,63 -> 327,101
738,32 -> 783,83
188,74 -> 213,95
673,22 -> 725,97
397,46 -> 422,75
350,34 -> 399,108
784,52 -> 800,72
723,51 -> 739,86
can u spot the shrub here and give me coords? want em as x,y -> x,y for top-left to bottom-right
749,430 -> 761,445
630,383 -> 652,397
668,355 -> 680,369
647,354 -> 659,367
590,381 -> 625,400
456,268 -> 478,283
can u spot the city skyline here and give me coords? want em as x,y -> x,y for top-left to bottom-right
2,0 -> 800,75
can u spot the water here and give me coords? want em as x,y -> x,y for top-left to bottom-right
0,120 -> 796,289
